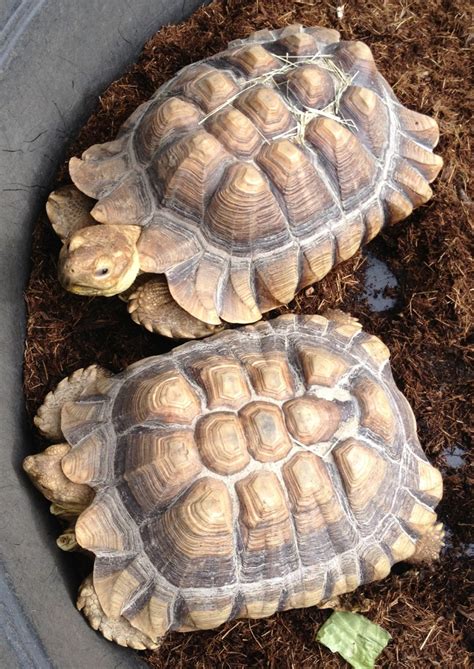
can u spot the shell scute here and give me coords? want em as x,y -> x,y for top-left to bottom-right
205,162 -> 287,247
243,352 -> 294,400
205,107 -> 263,158
123,430 -> 202,511
63,30 -> 442,325
196,412 -> 250,474
153,130 -> 230,221
227,44 -> 280,76
134,98 -> 202,163
285,64 -> 335,109
283,396 -> 342,445
191,355 -> 251,409
114,369 -> 201,431
278,31 -> 318,56
240,401 -> 292,462
306,117 -> 378,209
353,375 -> 396,444
234,86 -> 294,139
256,139 -> 334,232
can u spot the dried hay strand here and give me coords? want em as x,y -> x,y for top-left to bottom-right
24,1 -> 473,667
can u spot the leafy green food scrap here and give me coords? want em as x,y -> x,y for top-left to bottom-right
316,611 -> 392,669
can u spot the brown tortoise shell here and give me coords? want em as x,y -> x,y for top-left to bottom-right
37,313 -> 442,642
68,25 -> 443,327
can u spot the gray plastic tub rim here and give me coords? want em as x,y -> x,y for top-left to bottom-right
0,2 -> 207,667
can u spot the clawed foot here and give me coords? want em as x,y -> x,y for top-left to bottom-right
127,275 -> 223,339
77,575 -> 160,650
34,365 -> 111,441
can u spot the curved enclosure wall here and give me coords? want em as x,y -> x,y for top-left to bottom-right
0,2 -> 207,666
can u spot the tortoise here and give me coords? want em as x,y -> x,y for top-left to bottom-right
47,24 -> 443,339
24,312 -> 443,650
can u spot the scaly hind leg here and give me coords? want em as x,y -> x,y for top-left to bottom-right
77,575 -> 160,650
408,522 -> 445,564
127,275 -> 224,339
34,365 -> 112,441
46,184 -> 97,241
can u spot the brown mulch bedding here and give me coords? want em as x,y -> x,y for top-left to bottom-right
23,1 -> 473,667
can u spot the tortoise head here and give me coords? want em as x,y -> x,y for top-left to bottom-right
23,444 -> 93,514
58,224 -> 142,296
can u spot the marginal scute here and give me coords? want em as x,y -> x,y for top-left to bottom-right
382,185 -> 414,223
393,159 -> 433,207
331,564 -> 360,597
285,580 -> 325,609
283,451 -> 343,530
298,345 -> 349,387
166,254 -> 223,326
135,98 -> 202,163
243,353 -> 294,400
334,439 -> 387,512
93,557 -> 153,619
239,591 -> 280,620
340,86 -> 388,158
234,86 -> 293,139
192,356 -> 251,409
90,173 -> 150,226
76,490 -> 141,553
69,152 -> 129,200
237,471 -> 292,551
126,586 -> 173,640
306,117 -> 377,207
335,216 -> 364,263
256,140 -> 334,230
240,402 -> 292,462
358,334 -> 391,368
404,499 -> 438,534
333,40 -> 376,77
255,245 -> 300,307
219,260 -> 262,324
418,459 -> 443,501
327,310 -> 362,340
285,65 -> 335,109
178,595 -> 233,631
354,376 -> 396,443
60,400 -> 107,444
205,108 -> 263,158
388,531 -> 417,562
399,136 -> 444,182
206,162 -> 287,245
196,412 -> 250,474
396,105 -> 440,148
302,234 -> 335,283
227,44 -> 280,76
361,545 -> 392,581
283,396 -> 341,445
127,370 -> 201,426
154,131 -> 230,220
61,429 -> 110,484
82,137 -> 125,161
306,27 -> 341,45
301,314 -> 330,333
363,201 -> 385,242
136,224 -> 200,274
278,32 -> 318,56
123,430 -> 202,510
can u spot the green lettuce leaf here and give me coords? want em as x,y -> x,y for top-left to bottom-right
316,611 -> 391,669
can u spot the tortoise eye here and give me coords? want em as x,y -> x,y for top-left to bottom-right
96,267 -> 109,276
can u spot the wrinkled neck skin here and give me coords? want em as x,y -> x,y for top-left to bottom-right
58,224 -> 142,297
